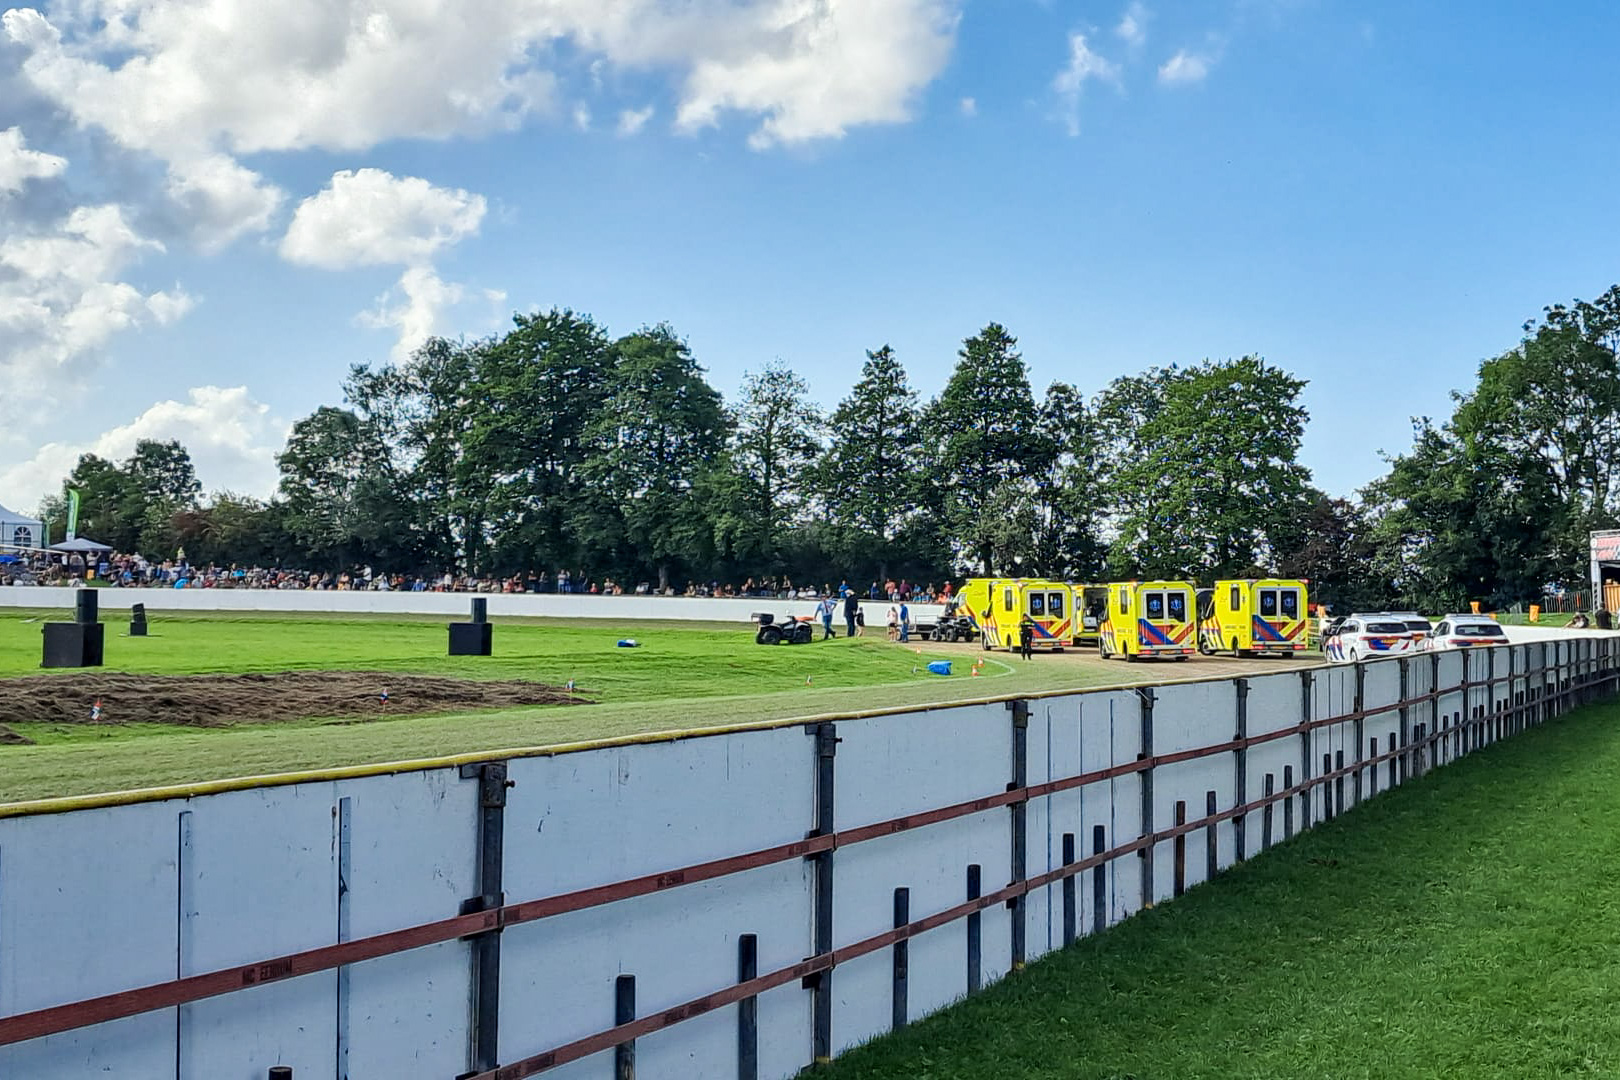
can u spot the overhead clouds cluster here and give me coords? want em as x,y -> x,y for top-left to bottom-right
1051,3 -> 1221,136
0,0 -> 964,500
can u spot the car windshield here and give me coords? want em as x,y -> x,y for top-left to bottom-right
1367,621 -> 1408,634
1455,623 -> 1506,637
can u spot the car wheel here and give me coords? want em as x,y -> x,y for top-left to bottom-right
1348,648 -> 1359,663
759,625 -> 783,646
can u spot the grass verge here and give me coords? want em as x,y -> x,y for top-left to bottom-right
820,701 -> 1620,1080
0,610 -> 1125,802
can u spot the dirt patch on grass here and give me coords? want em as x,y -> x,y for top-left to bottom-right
0,671 -> 587,729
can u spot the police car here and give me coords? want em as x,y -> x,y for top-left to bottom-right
1419,614 -> 1509,651
1374,611 -> 1433,644
1322,614 -> 1417,664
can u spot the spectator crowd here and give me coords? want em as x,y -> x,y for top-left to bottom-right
1,549 -> 953,605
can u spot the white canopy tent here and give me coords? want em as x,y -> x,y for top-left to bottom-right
0,502 -> 44,550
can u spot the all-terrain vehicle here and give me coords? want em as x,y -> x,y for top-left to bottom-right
929,598 -> 977,643
753,612 -> 815,645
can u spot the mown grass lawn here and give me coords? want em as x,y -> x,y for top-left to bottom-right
820,701 -> 1620,1080
0,610 -> 1124,803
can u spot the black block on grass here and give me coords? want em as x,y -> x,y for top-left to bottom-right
75,589 -> 99,624
42,622 -> 105,668
130,602 -> 148,637
448,621 -> 493,656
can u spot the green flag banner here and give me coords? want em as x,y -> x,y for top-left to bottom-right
66,488 -> 80,541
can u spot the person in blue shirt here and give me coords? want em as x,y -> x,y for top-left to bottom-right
898,600 -> 911,642
819,596 -> 838,639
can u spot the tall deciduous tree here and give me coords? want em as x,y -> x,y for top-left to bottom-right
810,345 -> 922,571
925,323 -> 1053,572
1097,356 -> 1312,579
576,326 -> 730,591
721,360 -> 825,570
277,405 -> 422,569
1362,417 -> 1562,612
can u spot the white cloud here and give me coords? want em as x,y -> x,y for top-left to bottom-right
4,1 -> 961,158
1115,2 -> 1149,48
617,105 -> 654,136
1052,32 -> 1121,137
573,102 -> 593,131
959,96 -> 977,117
280,169 -> 486,270
652,0 -> 961,148
163,154 -> 286,253
0,203 -> 191,387
0,125 -> 66,195
1159,49 -> 1213,85
1,3 -> 554,160
0,386 -> 287,510
358,266 -> 465,363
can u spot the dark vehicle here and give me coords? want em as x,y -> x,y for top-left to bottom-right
929,598 -> 976,643
753,612 -> 815,646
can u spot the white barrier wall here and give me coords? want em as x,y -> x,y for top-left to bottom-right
2,638 -> 1615,1080
0,586 -> 945,626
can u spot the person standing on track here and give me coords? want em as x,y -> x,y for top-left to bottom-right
844,591 -> 859,638
1019,615 -> 1034,660
819,595 -> 838,639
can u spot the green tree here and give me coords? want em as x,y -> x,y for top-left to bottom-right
1097,357 -> 1312,579
1445,285 -> 1620,585
1271,490 -> 1385,613
1030,381 -> 1107,579
277,406 -> 422,569
51,454 -> 141,550
925,323 -> 1053,572
1363,417 -> 1564,612
721,360 -> 825,571
810,345 -> 922,573
125,439 -> 201,507
575,326 -> 730,591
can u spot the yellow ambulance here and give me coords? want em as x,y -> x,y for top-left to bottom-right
955,578 -> 1074,652
1196,579 -> 1310,657
1097,580 -> 1197,660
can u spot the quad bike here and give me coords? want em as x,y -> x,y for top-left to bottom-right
753,612 -> 815,645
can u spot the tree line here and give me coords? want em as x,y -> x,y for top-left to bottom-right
34,284 -> 1620,612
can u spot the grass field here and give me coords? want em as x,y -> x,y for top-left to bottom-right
819,701 -> 1620,1080
0,609 -> 1158,803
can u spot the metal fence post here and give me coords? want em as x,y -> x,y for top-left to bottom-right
458,760 -> 510,1076
1204,790 -> 1218,883
1172,801 -> 1187,897
1398,658 -> 1412,784
892,888 -> 910,1031
966,864 -> 982,993
1233,679 -> 1249,861
804,722 -> 839,1065
1139,687 -> 1156,909
1007,699 -> 1029,970
615,975 -> 636,1080
1061,833 -> 1077,947
1090,827 -> 1107,936
738,935 -> 758,1080
1352,663 -> 1366,808
1297,671 -> 1313,830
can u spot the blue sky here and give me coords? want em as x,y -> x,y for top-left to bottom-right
2,0 -> 1617,511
